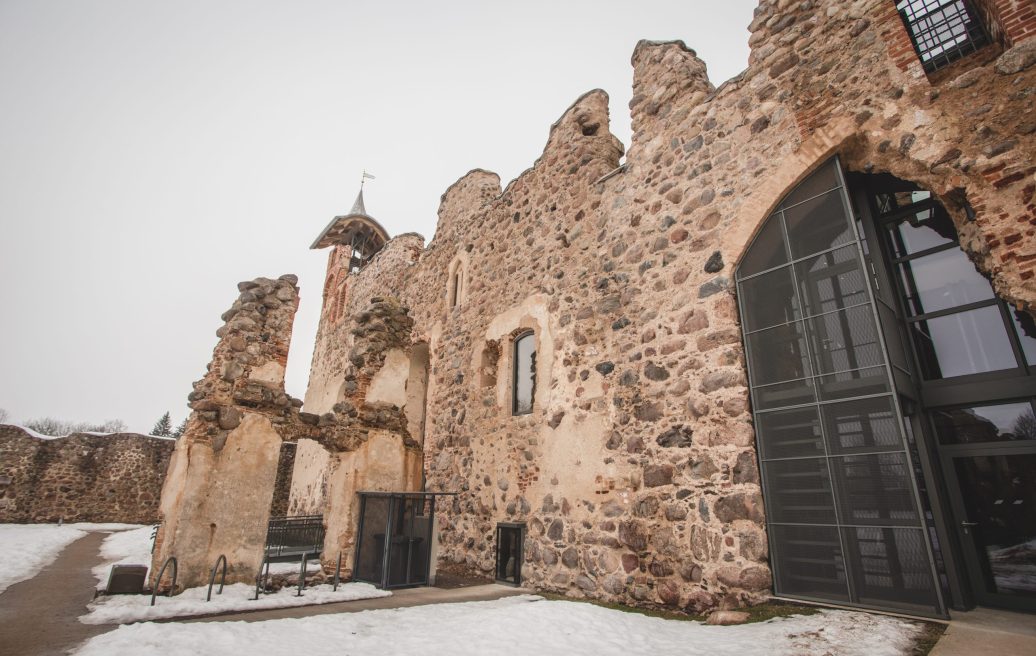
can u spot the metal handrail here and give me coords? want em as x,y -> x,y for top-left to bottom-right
150,556 -> 178,606
206,554 -> 228,601
332,551 -> 342,591
295,553 -> 306,597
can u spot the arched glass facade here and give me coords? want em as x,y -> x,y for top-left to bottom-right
736,158 -> 944,616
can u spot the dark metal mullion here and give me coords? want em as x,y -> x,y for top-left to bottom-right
779,196 -> 856,602
754,391 -> 895,416
736,251 -> 794,600
744,299 -> 874,337
761,447 -> 916,463
381,496 -> 393,589
995,301 -> 1030,374
752,361 -> 885,397
891,241 -> 960,264
877,198 -> 938,225
738,241 -> 854,283
904,298 -> 999,323
847,164 -> 949,616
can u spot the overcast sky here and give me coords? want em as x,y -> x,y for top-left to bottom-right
0,0 -> 756,433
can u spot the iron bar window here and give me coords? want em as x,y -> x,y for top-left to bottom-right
896,0 -> 989,72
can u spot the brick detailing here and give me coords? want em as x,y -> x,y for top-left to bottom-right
975,0 -> 1036,46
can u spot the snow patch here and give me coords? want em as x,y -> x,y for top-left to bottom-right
74,596 -> 924,656
81,581 -> 391,624
0,523 -> 140,596
91,525 -> 156,590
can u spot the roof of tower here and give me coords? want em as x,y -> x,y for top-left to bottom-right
310,187 -> 390,252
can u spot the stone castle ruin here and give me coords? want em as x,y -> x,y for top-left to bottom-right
151,0 -> 1036,618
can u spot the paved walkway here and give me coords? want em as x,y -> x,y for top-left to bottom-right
930,607 -> 1036,656
181,582 -> 528,623
0,532 -> 111,656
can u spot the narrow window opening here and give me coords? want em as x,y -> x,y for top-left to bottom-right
512,331 -> 536,415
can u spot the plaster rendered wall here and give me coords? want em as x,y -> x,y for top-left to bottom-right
0,425 -> 174,524
301,0 -> 1036,611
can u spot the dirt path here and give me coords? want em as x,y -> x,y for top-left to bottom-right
0,532 -> 113,656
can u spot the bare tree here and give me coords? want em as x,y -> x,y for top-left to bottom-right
23,417 -> 128,436
0,408 -> 9,424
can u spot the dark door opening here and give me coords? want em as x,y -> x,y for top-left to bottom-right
353,492 -> 442,589
495,523 -> 524,586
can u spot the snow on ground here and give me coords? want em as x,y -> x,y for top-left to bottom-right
91,525 -> 155,590
0,523 -> 141,595
81,581 -> 391,624
266,560 -> 324,576
75,595 -> 924,656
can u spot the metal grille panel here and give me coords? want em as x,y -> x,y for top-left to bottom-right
737,156 -> 944,616
896,0 -> 989,72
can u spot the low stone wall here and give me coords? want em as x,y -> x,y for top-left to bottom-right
0,425 -> 175,523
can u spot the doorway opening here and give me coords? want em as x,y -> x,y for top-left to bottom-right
495,522 -> 524,586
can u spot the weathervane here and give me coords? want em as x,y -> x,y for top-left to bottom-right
361,170 -> 376,189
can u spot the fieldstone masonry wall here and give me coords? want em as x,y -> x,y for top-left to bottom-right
152,276 -> 421,590
0,425 -> 173,524
299,0 -> 1036,613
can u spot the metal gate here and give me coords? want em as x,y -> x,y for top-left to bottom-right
353,492 -> 440,589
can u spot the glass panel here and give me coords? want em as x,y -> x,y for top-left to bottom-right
807,306 -> 884,375
738,215 -> 788,278
752,377 -> 817,411
762,458 -> 837,524
885,205 -> 953,256
513,333 -> 536,414
780,159 -> 840,210
1010,308 -> 1036,367
911,306 -> 1019,379
898,248 -> 995,316
932,402 -> 1036,444
747,321 -> 811,386
757,407 -> 823,460
831,453 -> 920,527
770,524 -> 850,601
953,454 -> 1036,598
823,396 -> 903,454
740,265 -> 798,332
817,366 -> 890,401
784,189 -> 855,260
842,527 -> 940,610
795,245 -> 867,319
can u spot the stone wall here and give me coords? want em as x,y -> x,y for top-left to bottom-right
0,425 -> 173,524
152,276 -> 422,590
298,0 -> 1036,613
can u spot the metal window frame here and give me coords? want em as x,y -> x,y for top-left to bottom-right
511,330 -> 536,416
736,156 -> 948,618
896,0 -> 990,72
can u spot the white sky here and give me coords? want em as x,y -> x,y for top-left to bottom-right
0,0 -> 756,432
